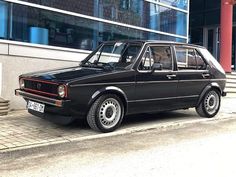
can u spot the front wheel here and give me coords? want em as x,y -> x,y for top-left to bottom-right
196,89 -> 221,118
87,94 -> 124,133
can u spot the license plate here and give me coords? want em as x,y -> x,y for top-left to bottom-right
28,101 -> 45,113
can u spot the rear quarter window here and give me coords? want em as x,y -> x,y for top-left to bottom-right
198,48 -> 225,73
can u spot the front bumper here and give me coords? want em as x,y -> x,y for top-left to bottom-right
15,89 -> 71,107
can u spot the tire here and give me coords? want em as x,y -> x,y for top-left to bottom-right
196,89 -> 221,118
87,94 -> 124,133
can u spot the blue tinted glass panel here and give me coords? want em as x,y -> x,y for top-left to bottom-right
2,2 -> 186,50
156,0 -> 188,10
19,0 -> 188,36
0,1 -> 8,39
149,4 -> 187,36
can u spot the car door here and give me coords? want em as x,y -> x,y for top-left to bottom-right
174,46 -> 211,107
130,44 -> 178,114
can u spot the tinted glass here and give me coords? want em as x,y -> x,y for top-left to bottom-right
1,2 -> 186,50
199,48 -> 225,73
139,46 -> 172,70
22,0 -> 188,10
17,0 -> 188,36
83,42 -> 142,69
156,0 -> 188,10
176,47 -> 197,69
150,46 -> 172,70
176,47 -> 208,70
195,51 -> 207,70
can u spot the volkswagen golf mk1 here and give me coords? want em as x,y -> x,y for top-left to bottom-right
15,40 -> 226,132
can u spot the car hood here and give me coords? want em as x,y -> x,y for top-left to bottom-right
21,67 -> 113,83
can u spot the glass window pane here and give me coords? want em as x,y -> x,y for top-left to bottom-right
0,1 -> 8,39
190,28 -> 203,46
139,47 -> 152,70
4,2 -> 186,50
84,42 -> 142,69
149,4 -> 187,36
204,10 -> 220,26
176,47 -> 197,70
19,0 -> 188,37
155,0 -> 188,10
195,51 -> 207,70
150,46 -> 172,70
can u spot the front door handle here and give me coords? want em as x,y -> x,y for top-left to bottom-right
166,74 -> 176,79
202,73 -> 210,78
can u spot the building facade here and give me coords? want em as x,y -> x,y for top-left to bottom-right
0,0 -> 189,109
190,0 -> 236,71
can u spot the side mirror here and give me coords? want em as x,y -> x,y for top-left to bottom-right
152,63 -> 163,73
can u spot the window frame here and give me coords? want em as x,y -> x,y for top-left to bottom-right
137,44 -> 174,73
174,45 -> 208,72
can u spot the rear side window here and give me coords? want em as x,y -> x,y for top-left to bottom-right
175,47 -> 207,70
139,46 -> 172,71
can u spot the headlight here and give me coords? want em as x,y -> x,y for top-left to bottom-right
19,78 -> 24,89
58,85 -> 66,98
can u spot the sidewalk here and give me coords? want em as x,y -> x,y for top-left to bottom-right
0,97 -> 235,153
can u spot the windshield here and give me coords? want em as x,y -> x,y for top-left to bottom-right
81,42 -> 142,70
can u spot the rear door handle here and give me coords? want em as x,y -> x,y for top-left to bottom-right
166,74 -> 176,79
202,73 -> 210,78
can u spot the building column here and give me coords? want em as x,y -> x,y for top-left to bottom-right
220,0 -> 233,72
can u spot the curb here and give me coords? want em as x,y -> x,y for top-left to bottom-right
1,112 -> 235,160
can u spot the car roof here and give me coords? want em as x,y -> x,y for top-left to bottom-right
102,40 -> 206,49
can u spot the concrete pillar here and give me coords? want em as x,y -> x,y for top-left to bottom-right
220,0 -> 233,72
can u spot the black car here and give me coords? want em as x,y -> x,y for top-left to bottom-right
15,40 -> 226,132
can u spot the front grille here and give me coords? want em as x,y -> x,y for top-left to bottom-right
24,79 -> 58,96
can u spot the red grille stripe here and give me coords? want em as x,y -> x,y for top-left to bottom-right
21,78 -> 68,98
24,88 -> 58,97
21,77 -> 60,85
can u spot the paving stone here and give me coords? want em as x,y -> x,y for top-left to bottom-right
0,98 -> 235,152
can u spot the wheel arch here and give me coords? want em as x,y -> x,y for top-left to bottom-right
88,86 -> 128,115
197,82 -> 222,106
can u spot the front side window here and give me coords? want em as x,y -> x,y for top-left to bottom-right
139,46 -> 172,71
81,42 -> 142,70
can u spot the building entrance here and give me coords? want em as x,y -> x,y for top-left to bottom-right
203,27 -> 220,61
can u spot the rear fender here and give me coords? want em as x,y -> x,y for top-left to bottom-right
197,82 -> 222,106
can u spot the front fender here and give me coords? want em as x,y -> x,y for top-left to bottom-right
88,86 -> 128,113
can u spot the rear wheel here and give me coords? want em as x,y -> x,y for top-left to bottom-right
196,89 -> 221,118
87,94 -> 124,133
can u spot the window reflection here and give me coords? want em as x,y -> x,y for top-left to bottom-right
17,0 -> 187,36
0,1 -> 187,50
155,0 -> 188,10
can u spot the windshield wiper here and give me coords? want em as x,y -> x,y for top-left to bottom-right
80,61 -> 98,68
100,63 -> 115,71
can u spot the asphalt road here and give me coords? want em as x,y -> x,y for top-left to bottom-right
1,112 -> 236,177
